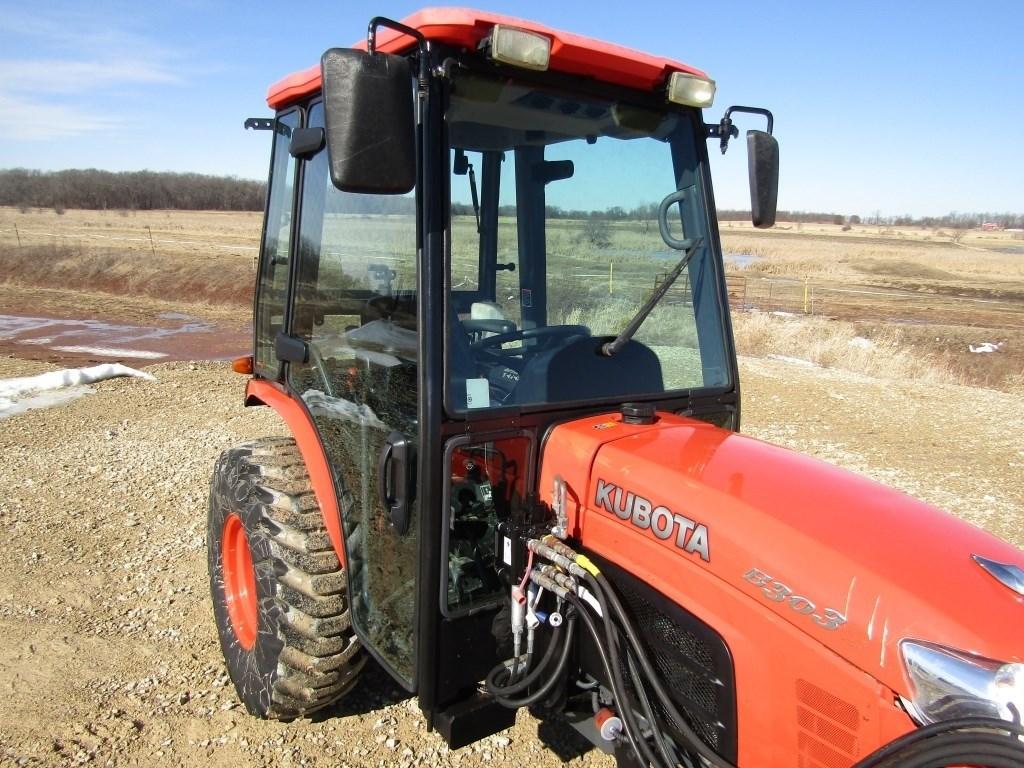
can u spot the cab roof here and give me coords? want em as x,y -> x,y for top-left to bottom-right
266,7 -> 707,109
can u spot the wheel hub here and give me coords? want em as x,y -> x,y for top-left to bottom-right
221,513 -> 258,650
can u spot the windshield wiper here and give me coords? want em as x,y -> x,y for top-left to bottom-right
601,237 -> 703,357
468,162 -> 480,232
453,148 -> 481,232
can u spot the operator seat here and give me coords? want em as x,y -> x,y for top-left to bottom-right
447,303 -> 484,409
512,336 -> 664,403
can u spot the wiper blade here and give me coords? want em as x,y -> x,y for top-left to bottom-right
601,237 -> 703,357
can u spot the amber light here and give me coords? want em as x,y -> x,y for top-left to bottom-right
232,356 -> 254,375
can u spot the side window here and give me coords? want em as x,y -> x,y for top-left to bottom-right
288,100 -> 420,683
254,109 -> 300,375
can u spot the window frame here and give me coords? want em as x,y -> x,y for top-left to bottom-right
253,105 -> 303,379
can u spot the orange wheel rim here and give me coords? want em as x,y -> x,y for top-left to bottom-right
222,513 -> 258,650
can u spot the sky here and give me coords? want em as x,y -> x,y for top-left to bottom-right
0,0 -> 1022,217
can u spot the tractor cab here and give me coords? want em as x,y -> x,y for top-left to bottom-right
227,7 -> 777,756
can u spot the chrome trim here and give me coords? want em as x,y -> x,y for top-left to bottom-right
900,640 -> 1002,724
973,554 -> 1024,597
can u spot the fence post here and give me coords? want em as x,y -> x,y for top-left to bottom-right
803,278 -> 810,314
146,226 -> 157,258
13,224 -> 21,248
608,262 -> 614,294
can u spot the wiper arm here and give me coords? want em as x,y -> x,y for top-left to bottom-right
601,237 -> 703,357
468,162 -> 480,232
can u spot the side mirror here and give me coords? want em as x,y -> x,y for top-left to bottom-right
747,130 -> 779,229
533,159 -> 575,184
320,48 -> 415,194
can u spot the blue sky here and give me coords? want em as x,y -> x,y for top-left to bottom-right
0,1 -> 1021,217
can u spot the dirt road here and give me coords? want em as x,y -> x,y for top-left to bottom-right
0,355 -> 1021,767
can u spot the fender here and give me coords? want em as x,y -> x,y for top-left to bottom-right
245,377 -> 346,568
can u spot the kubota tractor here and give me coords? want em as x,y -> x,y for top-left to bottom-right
208,9 -> 1024,767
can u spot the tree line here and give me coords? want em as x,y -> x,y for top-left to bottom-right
0,168 -> 266,212
3,168 -> 1019,228
455,202 -> 1024,229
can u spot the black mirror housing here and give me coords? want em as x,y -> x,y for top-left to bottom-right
320,48 -> 416,195
747,130 -> 779,229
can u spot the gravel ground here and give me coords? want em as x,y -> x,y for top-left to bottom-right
0,355 -> 1021,767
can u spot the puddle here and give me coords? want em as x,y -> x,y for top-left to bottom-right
725,252 -> 762,267
0,314 -> 250,365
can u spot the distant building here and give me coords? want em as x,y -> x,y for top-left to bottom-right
981,222 -> 1003,231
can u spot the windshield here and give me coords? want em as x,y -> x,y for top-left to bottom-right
446,70 -> 731,413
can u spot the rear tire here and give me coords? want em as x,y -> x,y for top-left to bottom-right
208,436 -> 365,719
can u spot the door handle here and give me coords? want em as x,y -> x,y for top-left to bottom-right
377,431 -> 415,535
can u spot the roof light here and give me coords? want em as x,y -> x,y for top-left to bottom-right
489,25 -> 551,71
667,71 -> 716,109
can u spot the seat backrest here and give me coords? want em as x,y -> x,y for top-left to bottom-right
447,303 -> 481,409
513,336 -> 664,404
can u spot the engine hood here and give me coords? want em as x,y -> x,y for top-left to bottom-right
541,411 -> 1024,696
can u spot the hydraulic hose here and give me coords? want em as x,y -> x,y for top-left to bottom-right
486,621 -> 564,697
537,541 -> 726,767
492,614 -> 577,709
627,649 -> 677,768
565,591 -> 655,768
852,717 -> 1024,768
586,570 -> 737,768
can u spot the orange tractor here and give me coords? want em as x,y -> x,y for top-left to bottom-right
209,9 -> 1024,766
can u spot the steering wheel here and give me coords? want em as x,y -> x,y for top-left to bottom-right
470,324 -> 590,352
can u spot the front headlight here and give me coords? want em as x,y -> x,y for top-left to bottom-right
901,640 -> 1024,724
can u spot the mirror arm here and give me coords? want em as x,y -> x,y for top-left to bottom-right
705,105 -> 774,154
367,16 -> 431,96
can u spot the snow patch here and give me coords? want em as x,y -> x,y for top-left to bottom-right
969,342 -> 1001,354
50,345 -> 168,359
848,336 -> 874,350
0,364 -> 156,419
302,389 -> 387,429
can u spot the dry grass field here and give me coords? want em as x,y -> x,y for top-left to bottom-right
2,206 -> 1020,392
719,222 -> 1024,393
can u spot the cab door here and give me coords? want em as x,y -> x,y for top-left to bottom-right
285,99 -> 421,686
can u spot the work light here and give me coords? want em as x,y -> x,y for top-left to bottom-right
488,25 -> 551,71
666,71 -> 716,109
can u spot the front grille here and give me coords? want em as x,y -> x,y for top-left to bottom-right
590,554 -> 738,763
